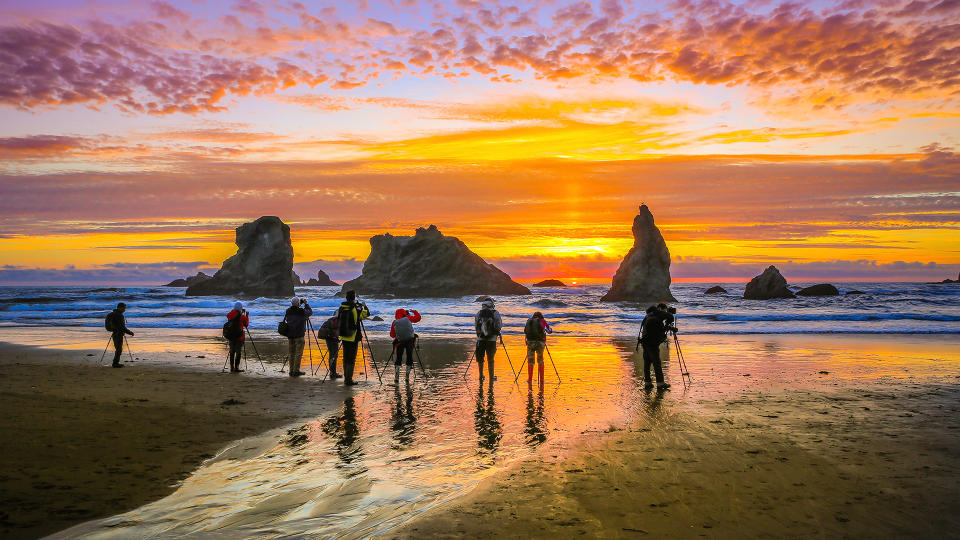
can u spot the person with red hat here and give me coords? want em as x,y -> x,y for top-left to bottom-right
390,308 -> 422,382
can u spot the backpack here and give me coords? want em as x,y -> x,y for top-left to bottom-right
277,317 -> 289,337
394,316 -> 415,342
476,309 -> 500,339
639,314 -> 666,344
524,317 -> 546,341
223,315 -> 243,341
337,306 -> 357,337
104,312 -> 115,332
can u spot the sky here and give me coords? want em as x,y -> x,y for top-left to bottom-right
0,0 -> 958,285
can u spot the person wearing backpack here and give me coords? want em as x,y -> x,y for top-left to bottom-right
317,315 -> 341,379
283,297 -> 313,377
524,311 -> 552,385
474,299 -> 502,381
225,301 -> 249,373
337,290 -> 369,386
105,302 -> 134,368
638,304 -> 676,390
389,308 -> 421,382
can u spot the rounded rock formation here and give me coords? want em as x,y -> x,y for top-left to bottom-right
796,283 -> 840,296
533,279 -> 567,287
704,286 -> 727,294
743,266 -> 795,300
164,272 -> 211,287
339,225 -> 530,298
186,216 -> 296,297
600,204 -> 676,302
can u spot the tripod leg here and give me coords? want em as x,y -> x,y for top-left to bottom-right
360,339 -> 368,380
414,346 -> 428,378
221,347 -> 230,372
244,328 -> 265,372
498,335 -> 519,381
359,321 -> 383,383
545,343 -> 561,383
124,336 -> 135,363
380,349 -> 395,380
99,336 -> 112,366
244,342 -> 248,372
462,346 -> 477,380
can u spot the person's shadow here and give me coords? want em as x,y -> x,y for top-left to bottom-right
321,397 -> 366,475
390,380 -> 417,448
524,384 -> 547,447
474,382 -> 502,455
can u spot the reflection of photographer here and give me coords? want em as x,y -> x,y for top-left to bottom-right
636,303 -> 676,390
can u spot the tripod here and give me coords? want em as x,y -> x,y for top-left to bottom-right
97,335 -> 131,366
380,335 -> 428,383
358,318 -> 383,384
671,331 -> 691,383
512,341 -> 562,385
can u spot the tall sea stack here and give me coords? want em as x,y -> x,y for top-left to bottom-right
339,225 -> 530,297
186,216 -> 296,297
600,204 -> 676,302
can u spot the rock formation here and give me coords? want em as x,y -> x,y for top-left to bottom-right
186,216 -> 296,297
533,279 -> 567,287
845,290 -> 865,295
600,205 -> 676,302
303,269 -> 338,286
743,266 -> 795,300
796,283 -> 840,296
163,272 -> 211,287
338,225 -> 530,297
704,286 -> 727,294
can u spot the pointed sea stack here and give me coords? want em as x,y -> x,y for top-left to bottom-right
743,266 -> 795,300
600,204 -> 676,302
303,269 -> 338,286
186,216 -> 296,297
339,225 -> 530,297
163,272 -> 212,287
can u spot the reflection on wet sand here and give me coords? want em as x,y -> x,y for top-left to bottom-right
390,381 -> 417,449
474,382 -> 502,456
524,384 -> 547,447
321,397 -> 365,475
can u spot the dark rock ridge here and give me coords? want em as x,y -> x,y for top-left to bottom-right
529,299 -> 569,309
744,266 -> 795,300
303,269 -> 338,286
186,216 -> 296,297
164,272 -> 211,287
704,286 -> 727,294
796,283 -> 840,296
845,290 -> 865,295
533,279 -> 567,287
338,225 -> 530,298
600,204 -> 676,302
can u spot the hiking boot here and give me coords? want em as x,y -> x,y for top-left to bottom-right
294,370 -> 306,376
657,383 -> 671,390
235,369 -> 245,373
112,363 -> 124,368
289,372 -> 301,378
643,381 -> 654,389
344,380 -> 359,386
330,372 -> 341,379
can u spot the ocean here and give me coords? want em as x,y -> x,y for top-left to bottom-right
1,281 -> 958,336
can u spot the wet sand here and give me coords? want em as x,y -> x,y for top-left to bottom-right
391,380 -> 960,538
1,331 -> 958,538
0,342 -> 351,539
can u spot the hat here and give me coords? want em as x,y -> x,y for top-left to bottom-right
291,297 -> 300,306
395,308 -> 406,319
345,290 -> 356,303
233,301 -> 243,310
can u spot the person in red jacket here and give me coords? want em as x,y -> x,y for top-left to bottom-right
226,301 -> 250,372
389,308 -> 421,382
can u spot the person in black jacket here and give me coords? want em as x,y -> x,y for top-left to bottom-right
284,297 -> 313,377
638,303 -> 676,390
107,302 -> 135,368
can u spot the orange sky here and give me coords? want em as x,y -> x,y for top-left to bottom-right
0,0 -> 958,284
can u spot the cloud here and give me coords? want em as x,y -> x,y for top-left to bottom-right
1,1 -> 958,115
0,261 -> 215,285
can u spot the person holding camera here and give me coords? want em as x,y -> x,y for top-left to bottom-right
337,290 -> 369,386
105,302 -> 134,368
390,308 -> 422,382
475,299 -> 502,382
524,311 -> 552,385
225,301 -> 250,372
284,297 -> 313,377
637,303 -> 676,390
317,314 -> 341,379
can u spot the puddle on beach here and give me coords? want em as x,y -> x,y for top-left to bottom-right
3,328 -> 956,538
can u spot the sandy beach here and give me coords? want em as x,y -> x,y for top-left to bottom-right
0,330 -> 958,538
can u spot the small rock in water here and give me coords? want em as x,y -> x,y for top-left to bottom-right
371,316 -> 384,321
845,290 -> 865,295
196,355 -> 206,359
704,285 -> 727,294
221,398 -> 245,406
86,353 -> 94,357
819,370 -> 830,374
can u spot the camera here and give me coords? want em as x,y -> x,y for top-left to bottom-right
667,307 -> 677,315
